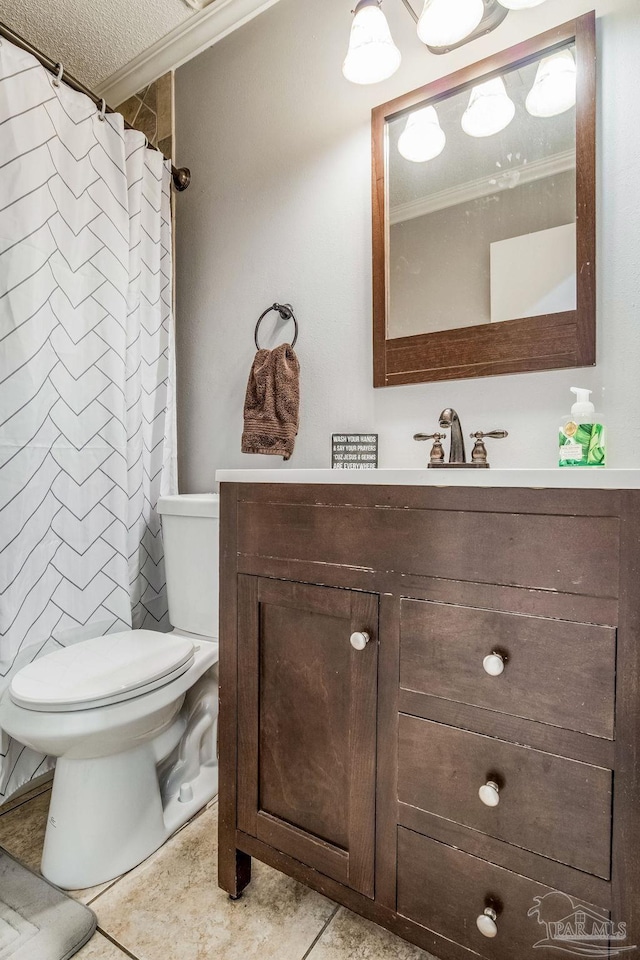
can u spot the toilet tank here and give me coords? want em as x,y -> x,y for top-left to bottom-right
157,494 -> 219,639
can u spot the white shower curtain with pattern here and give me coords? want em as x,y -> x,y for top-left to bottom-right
0,38 -> 177,799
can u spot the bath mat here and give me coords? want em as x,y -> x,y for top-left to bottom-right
0,848 -> 96,960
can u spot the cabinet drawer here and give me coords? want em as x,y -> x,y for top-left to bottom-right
237,500 -> 619,597
398,716 -> 612,878
400,600 -> 616,738
397,828 -> 610,960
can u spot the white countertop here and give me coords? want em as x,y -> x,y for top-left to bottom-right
215,468 -> 640,489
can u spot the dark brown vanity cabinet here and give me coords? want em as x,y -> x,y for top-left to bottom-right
235,577 -> 378,897
219,483 -> 640,960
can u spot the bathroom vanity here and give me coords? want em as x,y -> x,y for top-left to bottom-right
217,471 -> 640,959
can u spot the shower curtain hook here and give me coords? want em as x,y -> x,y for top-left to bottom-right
98,98 -> 107,122
52,63 -> 64,88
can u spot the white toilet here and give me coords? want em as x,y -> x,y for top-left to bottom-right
0,494 -> 220,890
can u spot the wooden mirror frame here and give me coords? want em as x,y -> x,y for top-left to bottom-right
372,13 -> 596,387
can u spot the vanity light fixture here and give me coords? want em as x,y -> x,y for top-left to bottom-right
461,76 -> 516,137
526,48 -> 577,117
417,0 -> 484,48
342,0 -> 402,85
398,105 -> 446,161
343,0 -> 551,85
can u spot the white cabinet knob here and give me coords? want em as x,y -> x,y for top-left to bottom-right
483,653 -> 505,676
476,907 -> 498,938
350,631 -> 370,651
479,780 -> 500,807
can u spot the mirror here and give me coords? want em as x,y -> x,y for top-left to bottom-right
372,14 -> 595,386
387,45 -> 577,338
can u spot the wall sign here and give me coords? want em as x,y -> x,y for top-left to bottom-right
332,434 -> 378,470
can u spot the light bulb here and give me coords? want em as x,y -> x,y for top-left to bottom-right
497,0 -> 547,8
398,106 -> 446,162
461,77 -> 516,138
417,0 -> 484,48
526,49 -> 577,118
342,1 -> 401,85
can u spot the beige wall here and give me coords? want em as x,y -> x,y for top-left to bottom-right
174,0 -> 640,488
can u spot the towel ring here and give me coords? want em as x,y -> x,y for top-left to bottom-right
254,303 -> 298,351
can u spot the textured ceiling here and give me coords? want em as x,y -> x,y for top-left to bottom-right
0,0 -> 194,88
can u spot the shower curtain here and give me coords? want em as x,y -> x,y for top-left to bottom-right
0,38 -> 177,798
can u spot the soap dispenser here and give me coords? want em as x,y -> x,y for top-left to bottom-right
559,387 -> 606,467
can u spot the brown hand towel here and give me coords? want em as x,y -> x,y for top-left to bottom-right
242,343 -> 300,461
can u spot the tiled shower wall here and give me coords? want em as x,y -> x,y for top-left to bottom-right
116,72 -> 174,160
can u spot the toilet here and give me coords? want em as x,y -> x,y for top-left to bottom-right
0,494 -> 220,890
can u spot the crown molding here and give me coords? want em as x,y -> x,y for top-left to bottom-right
389,149 -> 576,225
95,0 -> 283,106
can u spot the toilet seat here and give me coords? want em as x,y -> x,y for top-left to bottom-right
9,631 -> 196,713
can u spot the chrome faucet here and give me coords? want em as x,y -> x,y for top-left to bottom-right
438,408 -> 466,464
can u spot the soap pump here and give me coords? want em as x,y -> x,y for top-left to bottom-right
559,387 -> 606,467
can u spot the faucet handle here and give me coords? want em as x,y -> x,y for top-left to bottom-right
470,430 -> 508,440
469,430 -> 508,466
414,432 -> 446,465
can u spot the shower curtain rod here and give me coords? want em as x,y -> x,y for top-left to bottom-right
0,20 -> 191,191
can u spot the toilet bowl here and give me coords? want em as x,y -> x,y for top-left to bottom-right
0,494 -> 220,890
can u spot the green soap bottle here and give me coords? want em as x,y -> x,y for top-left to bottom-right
559,387 -> 606,467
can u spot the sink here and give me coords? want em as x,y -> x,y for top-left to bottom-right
215,468 -> 640,489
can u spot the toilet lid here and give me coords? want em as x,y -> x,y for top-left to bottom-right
10,631 -> 195,712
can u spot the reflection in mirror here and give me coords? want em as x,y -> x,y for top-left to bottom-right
386,43 -> 577,339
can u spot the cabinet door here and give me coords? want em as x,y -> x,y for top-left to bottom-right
237,576 -> 378,898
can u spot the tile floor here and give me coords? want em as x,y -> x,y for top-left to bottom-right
0,782 -> 435,960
